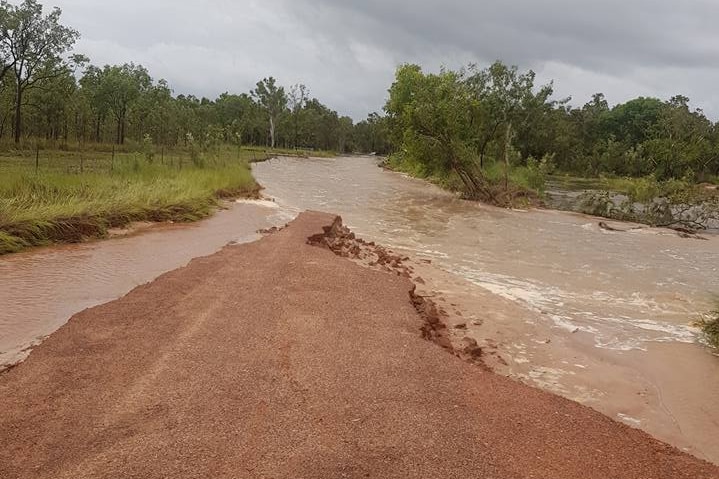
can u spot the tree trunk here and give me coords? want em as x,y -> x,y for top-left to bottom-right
95,114 -> 102,143
269,116 -> 276,149
14,84 -> 22,144
504,122 -> 513,192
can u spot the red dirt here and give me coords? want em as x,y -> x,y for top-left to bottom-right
0,211 -> 717,478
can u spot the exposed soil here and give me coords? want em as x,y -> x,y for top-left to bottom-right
1,211 -> 717,478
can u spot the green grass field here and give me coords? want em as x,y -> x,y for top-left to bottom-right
0,144 -> 335,254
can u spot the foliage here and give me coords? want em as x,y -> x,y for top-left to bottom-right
699,302 -> 719,350
0,0 -> 81,142
384,62 -> 553,205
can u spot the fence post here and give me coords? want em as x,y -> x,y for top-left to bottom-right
35,143 -> 39,175
111,145 -> 115,172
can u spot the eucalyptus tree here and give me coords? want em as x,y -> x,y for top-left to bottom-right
79,65 -> 108,142
98,63 -> 152,144
252,77 -> 286,148
353,112 -> 390,154
385,64 -> 494,199
464,61 -> 553,170
123,77 -> 174,145
0,4 -> 14,89
25,68 -> 76,139
0,0 -> 80,142
288,83 -> 308,148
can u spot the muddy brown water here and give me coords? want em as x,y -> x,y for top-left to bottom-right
0,201 -> 288,369
253,156 -> 719,464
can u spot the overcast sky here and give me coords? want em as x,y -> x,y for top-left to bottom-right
47,0 -> 719,120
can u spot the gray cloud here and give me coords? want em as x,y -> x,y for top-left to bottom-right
49,0 -> 719,119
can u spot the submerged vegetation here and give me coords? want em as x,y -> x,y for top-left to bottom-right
700,302 -> 719,350
383,62 -> 555,206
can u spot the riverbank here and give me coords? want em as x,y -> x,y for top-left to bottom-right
1,211 -> 716,478
0,147 -> 334,255
381,155 -> 545,208
0,149 -> 259,254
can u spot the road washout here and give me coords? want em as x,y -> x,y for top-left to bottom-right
305,212 -> 719,463
1,211 -> 717,479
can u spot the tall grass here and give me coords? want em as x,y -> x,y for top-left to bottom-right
0,149 -> 261,254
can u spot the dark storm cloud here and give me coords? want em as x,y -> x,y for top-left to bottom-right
48,0 -> 719,119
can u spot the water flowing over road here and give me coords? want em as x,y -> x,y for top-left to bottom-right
255,156 -> 718,351
254,156 -> 719,463
0,201 -> 285,369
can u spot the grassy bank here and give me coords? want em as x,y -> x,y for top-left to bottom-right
0,146 -> 272,254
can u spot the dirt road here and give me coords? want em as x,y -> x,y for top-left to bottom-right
1,211 -> 717,478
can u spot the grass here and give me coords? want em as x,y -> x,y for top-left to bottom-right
700,301 -> 719,350
0,145 -> 272,254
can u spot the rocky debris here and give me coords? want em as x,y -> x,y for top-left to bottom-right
307,217 -> 414,279
460,337 -> 484,360
258,226 -> 283,235
410,286 -> 452,351
309,216 -> 492,370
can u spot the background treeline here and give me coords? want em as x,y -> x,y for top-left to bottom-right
383,62 -> 719,187
0,0 -> 392,154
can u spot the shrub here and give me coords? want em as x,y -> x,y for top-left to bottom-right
700,303 -> 719,350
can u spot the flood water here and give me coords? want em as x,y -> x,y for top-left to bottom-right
253,156 -> 719,463
0,201 -> 287,368
255,156 -> 718,350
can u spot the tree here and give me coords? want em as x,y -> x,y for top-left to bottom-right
0,3 -> 14,88
464,61 -> 552,169
0,0 -> 80,142
353,112 -> 390,154
98,63 -> 151,144
287,83 -> 308,148
386,64 -> 494,199
252,77 -> 286,148
78,65 -> 108,142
